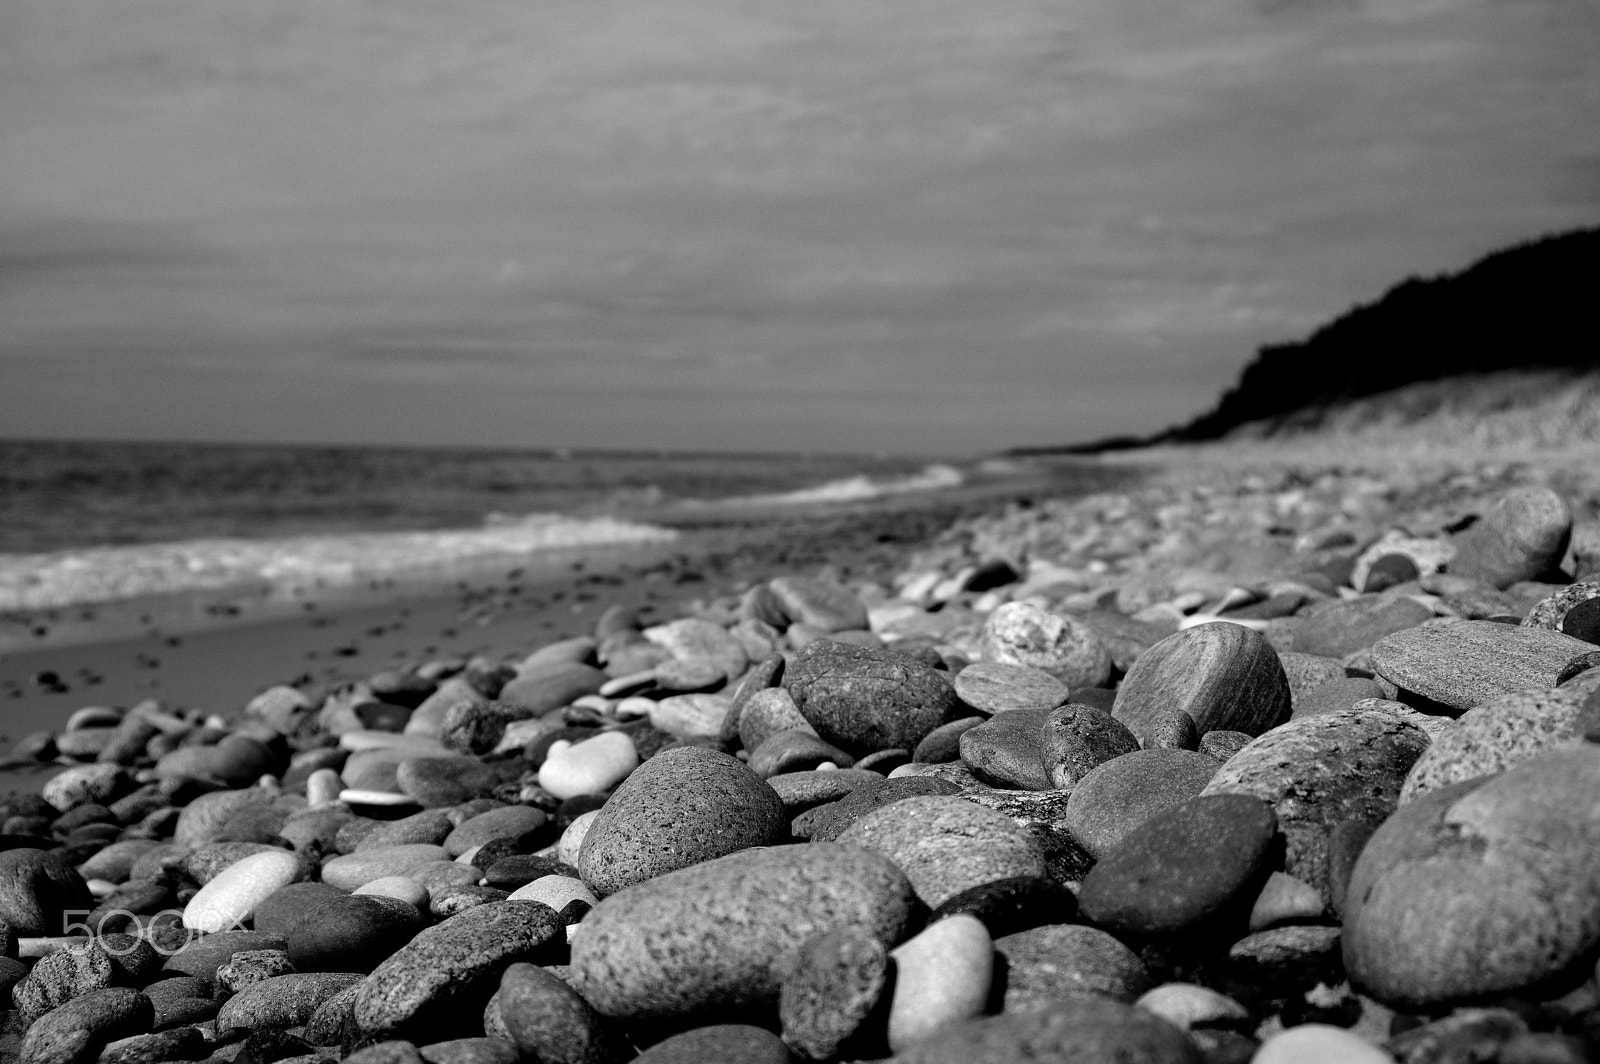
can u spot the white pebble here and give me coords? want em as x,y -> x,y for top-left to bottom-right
508,874 -> 599,912
558,810 -> 601,867
1251,1024 -> 1395,1064
539,731 -> 638,800
353,875 -> 430,909
183,850 -> 304,933
887,914 -> 993,1051
305,768 -> 343,807
1136,983 -> 1250,1030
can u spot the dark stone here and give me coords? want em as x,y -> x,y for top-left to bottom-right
958,707 -> 1054,790
633,1024 -> 796,1064
0,847 -> 95,936
930,875 -> 1078,938
497,962 -> 622,1064
785,640 -> 960,756
779,925 -> 889,1062
287,893 -> 427,973
888,998 -> 1201,1064
805,777 -> 962,843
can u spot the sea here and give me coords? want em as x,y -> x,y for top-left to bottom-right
0,438 -> 1116,616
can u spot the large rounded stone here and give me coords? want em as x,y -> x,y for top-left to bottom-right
1292,597 -> 1434,659
1370,620 -> 1596,711
1039,704 -> 1141,792
0,848 -> 94,937
978,603 -> 1113,689
785,641 -> 960,756
886,997 -> 1201,1064
1112,622 -> 1290,746
287,893 -> 427,973
353,901 -> 563,1041
1076,794 -> 1278,937
834,796 -> 1046,908
577,746 -> 786,897
1201,707 -> 1430,901
1449,487 -> 1573,589
19,987 -> 153,1064
497,962 -> 621,1064
958,707 -> 1053,790
1344,745 -> 1600,1008
567,843 -> 915,1024
1063,750 -> 1220,858
992,924 -> 1152,1010
1400,670 -> 1600,803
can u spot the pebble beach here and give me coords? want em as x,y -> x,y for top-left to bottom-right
4,438 -> 1600,1064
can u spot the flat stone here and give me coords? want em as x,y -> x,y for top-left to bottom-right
353,900 -> 563,1042
577,745 -> 786,897
1370,620 -> 1596,711
634,1024 -> 796,1064
1253,1023 -> 1395,1064
912,717 -> 985,764
396,757 -> 504,807
183,849 -> 306,933
1201,707 -> 1429,901
1294,676 -> 1386,719
286,893 -> 426,973
444,805 -> 549,857
803,777 -> 961,842
212,948 -> 292,994
928,874 -> 1077,938
978,602 -> 1113,689
768,576 -> 870,633
1228,925 -> 1343,989
1344,745 -> 1600,1008
958,707 -> 1054,790
567,842 -> 915,1025
779,925 -> 890,1061
748,729 -> 855,778
538,731 -> 639,800
885,998 -> 1201,1064
992,923 -> 1151,1010
418,1037 -> 522,1064
1039,704 -> 1141,791
1135,983 -> 1251,1031
835,795 -> 1046,909
42,764 -> 128,814
1076,793 -> 1278,936
495,663 -> 608,717
356,810 -> 455,852
643,617 -> 750,683
1450,487 -> 1573,589
766,769 -> 885,817
1112,622 -> 1290,746
786,640 -> 960,756
323,845 -> 454,891
1400,670 -> 1600,802
647,694 -> 733,743
161,930 -> 287,986
1293,597 -> 1435,659
952,662 -> 1070,716
215,972 -> 364,1035
1063,750 -> 1220,858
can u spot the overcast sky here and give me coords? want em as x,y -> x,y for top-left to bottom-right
2,0 -> 1596,454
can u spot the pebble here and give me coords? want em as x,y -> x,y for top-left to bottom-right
161,929 -> 287,985
1076,793 -> 1277,936
496,961 -> 620,1064
646,693 -> 733,743
323,845 -> 454,891
41,764 -> 127,814
737,687 -> 815,749
1063,749 -> 1220,858
444,805 -> 549,857
1112,622 -> 1291,745
419,1037 -> 522,1064
18,986 -> 153,1064
577,745 -> 785,896
357,809 -> 455,851
1253,1023 -> 1397,1064
215,971 -> 363,1034
1135,982 -> 1250,1030
354,875 -> 431,908
286,893 -> 426,972
1292,596 -> 1436,659
13,939 -> 115,1021
835,795 -> 1046,908
567,842 -> 915,1024
396,756 -> 504,806
803,776 -> 962,841
956,707 -> 1055,790
494,662 -> 608,717
633,1023 -> 797,1064
886,913 -> 993,1052
1201,707 -> 1429,900
1523,580 -> 1600,640
1399,669 -> 1600,802
978,602 -> 1113,688
766,768 -> 884,815
888,993 -> 1201,1064
779,924 -> 890,1061
785,640 -> 960,755
1248,870 -> 1327,930
1449,486 -> 1573,589
951,662 -> 1070,715
0,848 -> 95,937
928,874 -> 1077,937
642,616 -> 750,683
768,575 -> 870,632
1344,744 -> 1600,1008
1039,704 -> 1141,791
1370,619 -> 1597,711
353,901 -> 563,1041
993,922 -> 1150,1010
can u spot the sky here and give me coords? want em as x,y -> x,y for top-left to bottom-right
2,0 -> 1597,455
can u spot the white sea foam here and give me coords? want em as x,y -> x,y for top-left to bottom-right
0,513 -> 677,611
705,462 -> 966,508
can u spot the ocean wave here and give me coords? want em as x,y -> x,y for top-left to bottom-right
702,462 -> 967,508
0,514 -> 677,612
